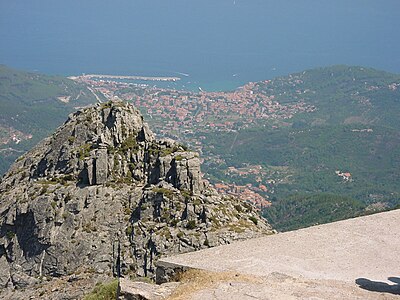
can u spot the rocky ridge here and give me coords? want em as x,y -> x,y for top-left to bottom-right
0,100 -> 272,292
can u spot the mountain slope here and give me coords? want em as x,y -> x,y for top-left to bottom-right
253,65 -> 400,129
200,66 -> 400,230
0,101 -> 271,293
0,65 -> 102,175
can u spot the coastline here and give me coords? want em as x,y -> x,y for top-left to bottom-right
68,74 -> 181,82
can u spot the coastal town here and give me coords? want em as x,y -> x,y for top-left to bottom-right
72,75 -> 316,135
71,75 -> 316,208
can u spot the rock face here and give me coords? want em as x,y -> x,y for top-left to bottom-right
0,101 -> 273,289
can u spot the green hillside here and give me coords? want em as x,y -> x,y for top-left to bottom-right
262,194 -> 365,232
201,65 -> 400,230
254,65 -> 400,129
0,65 -> 102,174
1,64 -> 399,231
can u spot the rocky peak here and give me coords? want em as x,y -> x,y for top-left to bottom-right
0,101 -> 273,292
4,101 -> 203,193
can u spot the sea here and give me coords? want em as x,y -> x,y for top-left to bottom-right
1,0 -> 400,91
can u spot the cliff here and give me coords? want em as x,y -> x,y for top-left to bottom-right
0,100 -> 272,292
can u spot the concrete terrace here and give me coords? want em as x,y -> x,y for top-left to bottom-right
158,209 -> 400,299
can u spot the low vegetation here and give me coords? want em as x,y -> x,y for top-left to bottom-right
262,194 -> 365,232
168,269 -> 262,300
152,187 -> 174,199
83,279 -> 118,300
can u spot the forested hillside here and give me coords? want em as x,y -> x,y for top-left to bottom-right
0,65 -> 101,174
201,66 -> 400,230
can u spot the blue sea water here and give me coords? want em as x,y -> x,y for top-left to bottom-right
0,0 -> 400,91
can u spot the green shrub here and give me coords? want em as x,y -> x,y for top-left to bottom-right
170,218 -> 179,227
78,143 -> 92,160
174,154 -> 184,161
124,207 -> 132,215
68,136 -> 75,144
6,231 -> 15,240
100,101 -> 113,110
83,279 -> 118,300
63,174 -> 75,182
193,199 -> 201,206
249,216 -> 258,225
78,143 -> 93,160
180,189 -> 192,200
180,144 -> 189,151
120,135 -> 139,152
125,225 -> 133,236
160,145 -> 180,157
152,187 -> 174,199
186,220 -> 197,230
40,186 -> 48,195
234,204 -> 243,212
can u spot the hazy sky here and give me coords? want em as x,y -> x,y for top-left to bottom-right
1,0 -> 399,87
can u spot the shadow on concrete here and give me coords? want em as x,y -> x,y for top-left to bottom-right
356,277 -> 400,295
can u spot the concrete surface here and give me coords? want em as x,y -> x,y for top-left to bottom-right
160,209 -> 400,299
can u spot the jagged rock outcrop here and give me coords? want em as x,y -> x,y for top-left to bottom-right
0,100 -> 273,290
